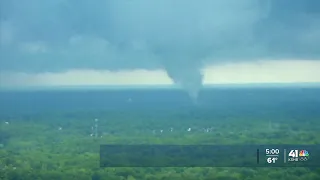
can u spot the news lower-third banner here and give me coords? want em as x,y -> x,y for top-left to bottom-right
100,144 -> 319,167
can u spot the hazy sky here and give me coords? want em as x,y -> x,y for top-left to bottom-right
1,60 -> 320,88
0,0 -> 319,90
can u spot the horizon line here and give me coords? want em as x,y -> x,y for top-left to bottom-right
1,82 -> 320,91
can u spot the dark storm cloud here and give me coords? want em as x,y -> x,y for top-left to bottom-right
1,0 -> 319,72
0,0 -> 319,98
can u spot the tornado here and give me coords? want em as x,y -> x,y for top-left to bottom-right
103,0 -> 272,103
160,56 -> 204,104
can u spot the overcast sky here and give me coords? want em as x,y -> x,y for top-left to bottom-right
0,0 -> 319,90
